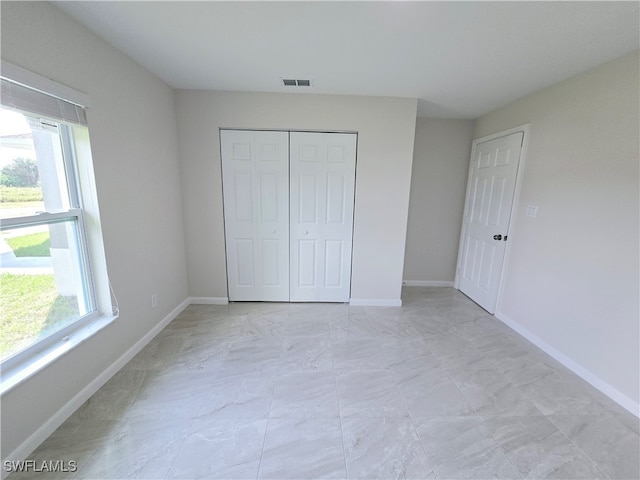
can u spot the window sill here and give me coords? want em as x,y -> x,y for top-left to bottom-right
0,314 -> 117,396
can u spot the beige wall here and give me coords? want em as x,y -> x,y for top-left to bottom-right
1,1 -> 188,458
3,0 -> 636,463
403,118 -> 474,284
475,51 -> 639,408
176,91 -> 417,305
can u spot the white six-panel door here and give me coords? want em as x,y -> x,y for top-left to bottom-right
221,130 -> 356,302
221,130 -> 290,301
457,131 -> 523,313
289,132 -> 357,302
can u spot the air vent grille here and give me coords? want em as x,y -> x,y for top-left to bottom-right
282,79 -> 312,87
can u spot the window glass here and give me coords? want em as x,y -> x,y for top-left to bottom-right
0,221 -> 91,360
0,109 -> 72,220
1,107 -> 96,363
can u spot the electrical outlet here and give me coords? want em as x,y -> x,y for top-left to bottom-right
151,294 -> 158,308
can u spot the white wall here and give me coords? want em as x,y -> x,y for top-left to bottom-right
403,118 -> 474,285
1,2 -> 188,459
176,91 -> 417,305
474,51 -> 640,411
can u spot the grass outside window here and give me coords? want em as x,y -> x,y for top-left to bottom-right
5,232 -> 50,257
1,229 -> 79,360
0,274 -> 79,358
0,186 -> 43,203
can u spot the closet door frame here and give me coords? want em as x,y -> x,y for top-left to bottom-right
220,129 -> 357,303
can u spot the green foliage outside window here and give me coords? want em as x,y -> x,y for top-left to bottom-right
1,157 -> 39,187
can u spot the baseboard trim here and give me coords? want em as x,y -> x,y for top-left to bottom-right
189,296 -> 229,305
349,298 -> 402,307
495,310 -> 640,418
2,298 -> 190,476
403,280 -> 455,287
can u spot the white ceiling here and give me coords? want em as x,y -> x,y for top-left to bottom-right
53,1 -> 640,119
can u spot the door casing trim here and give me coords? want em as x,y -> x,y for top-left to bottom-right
454,124 -> 530,314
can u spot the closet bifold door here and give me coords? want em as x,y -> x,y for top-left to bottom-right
289,132 -> 357,302
220,130 -> 290,301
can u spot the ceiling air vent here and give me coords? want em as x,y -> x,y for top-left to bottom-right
282,79 -> 312,87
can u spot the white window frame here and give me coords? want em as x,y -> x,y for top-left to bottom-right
0,62 -> 114,394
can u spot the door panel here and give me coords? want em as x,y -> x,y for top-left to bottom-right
458,131 -> 523,313
324,240 -> 344,287
222,130 -> 356,303
259,173 -> 279,221
290,132 -> 356,302
326,174 -> 346,223
233,172 -> 253,222
298,240 -> 317,287
221,130 -> 289,301
299,174 -> 318,223
261,239 -> 281,286
235,238 -> 255,286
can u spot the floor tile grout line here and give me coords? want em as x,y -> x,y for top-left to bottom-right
255,415 -> 271,480
395,304 -> 521,480
256,332 -> 284,480
164,341 -> 243,480
390,355 -> 439,480
162,417 -> 195,480
544,415 -> 614,480
476,414 -> 526,480
334,365 -> 350,479
330,314 -> 351,480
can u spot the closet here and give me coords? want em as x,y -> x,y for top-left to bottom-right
220,129 -> 357,302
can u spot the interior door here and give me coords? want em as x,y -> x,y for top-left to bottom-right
221,130 -> 289,301
289,132 -> 357,302
457,131 -> 523,313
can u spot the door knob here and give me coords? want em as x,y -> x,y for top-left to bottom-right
304,231 -> 309,235
493,234 -> 502,240
272,230 -> 277,234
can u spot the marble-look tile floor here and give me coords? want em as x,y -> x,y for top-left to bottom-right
10,288 -> 639,480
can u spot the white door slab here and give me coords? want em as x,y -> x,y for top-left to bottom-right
457,131 -> 523,313
289,132 -> 357,302
221,130 -> 289,301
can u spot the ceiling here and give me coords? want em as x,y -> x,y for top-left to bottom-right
53,1 -> 640,119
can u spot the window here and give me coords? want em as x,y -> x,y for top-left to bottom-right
0,64 -> 112,390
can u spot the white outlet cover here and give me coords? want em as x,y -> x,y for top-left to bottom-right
526,205 -> 538,218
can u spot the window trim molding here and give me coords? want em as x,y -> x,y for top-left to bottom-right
1,60 -> 91,108
0,63 -> 115,396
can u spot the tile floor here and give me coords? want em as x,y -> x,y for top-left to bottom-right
9,287 -> 639,479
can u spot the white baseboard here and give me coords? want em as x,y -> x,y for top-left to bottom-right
495,310 -> 640,418
349,298 -> 402,307
189,296 -> 229,305
3,298 -> 190,476
403,280 -> 455,287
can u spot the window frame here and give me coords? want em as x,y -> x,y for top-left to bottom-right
0,62 -> 113,394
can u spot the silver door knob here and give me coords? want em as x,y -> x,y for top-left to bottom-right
304,231 -> 309,235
